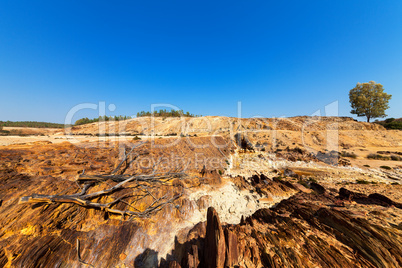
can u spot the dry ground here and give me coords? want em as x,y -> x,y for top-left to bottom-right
0,116 -> 401,267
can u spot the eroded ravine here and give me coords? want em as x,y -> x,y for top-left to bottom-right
124,171 -> 298,264
149,176 -> 297,261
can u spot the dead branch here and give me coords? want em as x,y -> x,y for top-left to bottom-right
20,172 -> 185,218
77,172 -> 186,183
19,140 -> 187,219
20,190 -> 182,217
111,141 -> 146,175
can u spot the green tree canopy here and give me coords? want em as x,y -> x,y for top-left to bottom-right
74,115 -> 132,125
349,81 -> 392,122
136,109 -> 199,118
0,121 -> 64,128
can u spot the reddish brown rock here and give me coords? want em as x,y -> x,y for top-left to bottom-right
1,136 -> 402,268
224,229 -> 239,267
292,182 -> 312,193
168,261 -> 181,268
187,245 -> 200,268
172,182 -> 402,268
204,207 -> 226,268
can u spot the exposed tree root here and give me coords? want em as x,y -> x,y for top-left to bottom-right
19,141 -> 185,218
20,172 -> 184,217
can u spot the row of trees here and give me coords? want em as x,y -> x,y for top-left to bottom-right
0,121 -> 64,128
74,115 -> 132,126
136,109 -> 200,118
375,118 -> 402,130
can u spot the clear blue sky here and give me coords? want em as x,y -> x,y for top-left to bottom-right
1,1 -> 401,123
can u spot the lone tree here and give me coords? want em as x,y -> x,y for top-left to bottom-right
349,81 -> 392,122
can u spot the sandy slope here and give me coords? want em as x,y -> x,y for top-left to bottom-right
2,116 -> 400,168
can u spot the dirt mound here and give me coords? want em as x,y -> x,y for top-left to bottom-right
65,116 -> 402,160
69,116 -> 385,136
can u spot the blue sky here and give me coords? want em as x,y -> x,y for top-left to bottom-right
0,1 -> 401,123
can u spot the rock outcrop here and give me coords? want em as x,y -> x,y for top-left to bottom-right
1,136 -> 402,267
224,229 -> 239,267
169,184 -> 402,267
204,207 -> 226,268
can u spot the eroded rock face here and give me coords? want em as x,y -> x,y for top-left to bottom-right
170,185 -> 402,268
224,229 -> 239,267
1,139 -> 402,267
70,116 -> 386,137
204,207 -> 226,268
0,139 -> 233,267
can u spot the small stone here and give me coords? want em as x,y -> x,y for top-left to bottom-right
119,253 -> 127,261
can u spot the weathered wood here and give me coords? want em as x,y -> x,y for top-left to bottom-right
20,191 -> 182,217
76,174 -> 119,182
20,172 -> 184,218
77,172 -> 186,183
19,140 -> 185,219
111,141 -> 146,175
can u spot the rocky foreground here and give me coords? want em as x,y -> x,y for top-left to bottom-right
0,119 -> 401,267
162,176 -> 402,267
1,162 -> 401,267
